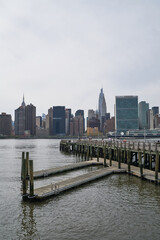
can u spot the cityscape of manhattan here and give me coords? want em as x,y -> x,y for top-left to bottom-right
0,90 -> 160,138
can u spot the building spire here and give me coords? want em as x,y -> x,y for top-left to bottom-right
21,94 -> 26,108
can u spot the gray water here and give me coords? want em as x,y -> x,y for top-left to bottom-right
0,139 -> 160,240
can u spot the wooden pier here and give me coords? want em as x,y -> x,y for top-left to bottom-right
21,139 -> 160,201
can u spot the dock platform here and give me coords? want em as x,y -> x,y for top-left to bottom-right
33,161 -> 103,179
29,166 -> 126,200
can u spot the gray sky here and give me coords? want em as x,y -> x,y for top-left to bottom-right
0,0 -> 160,119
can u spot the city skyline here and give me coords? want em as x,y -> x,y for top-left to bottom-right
0,0 -> 160,118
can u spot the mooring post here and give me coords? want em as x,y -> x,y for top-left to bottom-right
21,152 -> 25,180
127,150 -> 131,173
103,146 -> 107,167
149,143 -> 152,170
109,147 -> 112,166
26,152 -> 29,177
86,145 -> 89,161
97,145 -> 99,162
118,148 -> 121,169
155,151 -> 159,184
29,160 -> 34,197
22,154 -> 28,196
138,151 -> 143,177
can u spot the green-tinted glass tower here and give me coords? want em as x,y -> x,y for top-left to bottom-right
115,96 -> 139,134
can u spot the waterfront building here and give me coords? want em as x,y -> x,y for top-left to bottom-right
154,114 -> 160,128
115,96 -> 139,134
98,88 -> 107,132
25,104 -> 36,136
138,101 -> 149,129
75,109 -> 85,133
36,116 -> 42,128
15,97 -> 26,136
105,117 -> 115,133
53,106 -> 65,135
152,106 -> 159,116
88,109 -> 96,120
15,97 -> 36,136
65,108 -> 71,136
0,112 -> 12,136
147,109 -> 154,130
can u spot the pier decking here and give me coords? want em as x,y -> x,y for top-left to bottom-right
33,161 -> 103,179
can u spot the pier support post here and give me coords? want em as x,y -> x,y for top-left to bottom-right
22,157 -> 28,196
29,160 -> 34,197
118,148 -> 121,169
26,152 -> 29,177
97,146 -> 99,162
103,147 -> 107,167
127,150 -> 131,173
155,152 -> 159,184
138,151 -> 143,178
21,152 -> 25,180
109,148 -> 112,166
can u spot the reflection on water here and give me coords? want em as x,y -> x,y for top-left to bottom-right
0,139 -> 160,240
18,203 -> 39,240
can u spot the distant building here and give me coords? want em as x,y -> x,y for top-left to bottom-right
65,109 -> 71,136
15,97 -> 26,136
36,116 -> 42,128
138,101 -> 149,129
88,109 -> 96,120
53,106 -> 65,135
69,115 -> 84,136
154,114 -> 160,128
98,88 -> 107,132
105,117 -> 115,133
147,109 -> 154,130
75,109 -> 85,133
0,113 -> 12,136
152,106 -> 159,116
115,96 -> 139,134
15,97 -> 36,136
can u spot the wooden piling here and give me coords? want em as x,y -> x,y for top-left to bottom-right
127,150 -> 131,173
155,151 -> 159,184
103,146 -> 107,167
29,160 -> 34,197
21,152 -> 25,180
138,151 -> 143,177
97,146 -> 99,162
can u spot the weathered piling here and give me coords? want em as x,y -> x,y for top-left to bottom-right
29,160 -> 34,198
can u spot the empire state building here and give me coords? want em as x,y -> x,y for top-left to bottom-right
98,88 -> 107,132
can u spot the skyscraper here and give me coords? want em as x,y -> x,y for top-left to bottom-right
25,104 -> 36,136
53,106 -> 65,135
15,97 -> 36,136
98,88 -> 107,132
152,106 -> 159,116
115,96 -> 139,134
139,101 -> 149,129
75,109 -> 85,133
0,113 -> 12,136
15,97 -> 26,136
65,109 -> 71,136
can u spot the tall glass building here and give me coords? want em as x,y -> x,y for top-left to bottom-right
98,88 -> 107,132
115,96 -> 139,134
53,106 -> 65,135
139,101 -> 149,129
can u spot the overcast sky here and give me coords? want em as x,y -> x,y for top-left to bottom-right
0,0 -> 160,119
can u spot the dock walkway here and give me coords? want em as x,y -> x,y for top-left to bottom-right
32,166 -> 126,200
33,161 -> 103,179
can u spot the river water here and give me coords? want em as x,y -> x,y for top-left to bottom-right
0,139 -> 160,240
